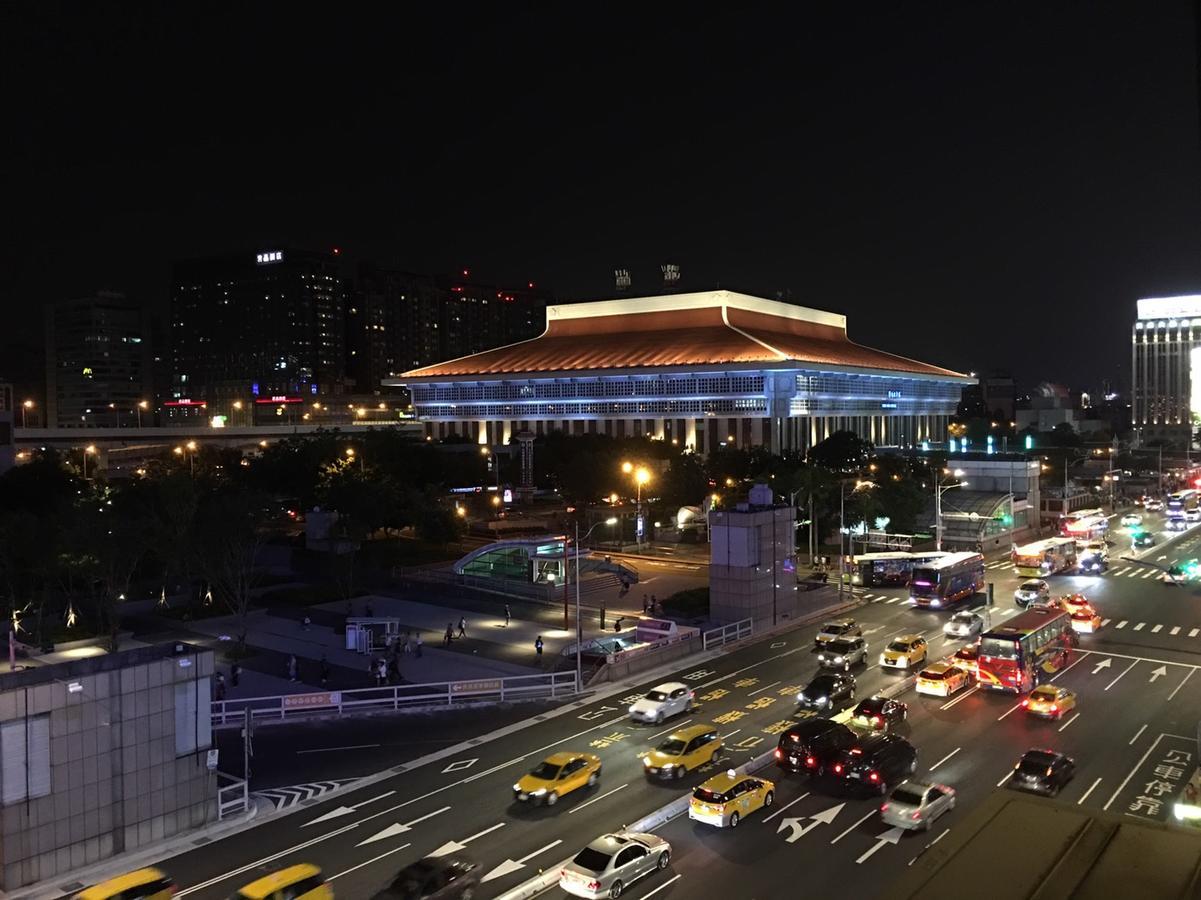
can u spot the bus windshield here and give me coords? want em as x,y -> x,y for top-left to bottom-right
911,567 -> 938,585
979,636 -> 1020,659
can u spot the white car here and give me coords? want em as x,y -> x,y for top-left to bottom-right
1187,508 -> 1201,523
1120,513 -> 1142,528
628,682 -> 694,723
1014,580 -> 1050,607
880,779 -> 956,831
559,831 -> 672,899
942,611 -> 983,639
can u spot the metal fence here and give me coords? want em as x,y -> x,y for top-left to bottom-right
702,618 -> 753,650
211,670 -> 580,728
216,771 -> 249,820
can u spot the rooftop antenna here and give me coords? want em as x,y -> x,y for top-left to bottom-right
614,268 -> 631,294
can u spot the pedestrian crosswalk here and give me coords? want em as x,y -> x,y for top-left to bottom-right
1110,566 -> 1164,579
985,561 -> 1013,571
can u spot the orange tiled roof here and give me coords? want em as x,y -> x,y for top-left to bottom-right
401,295 -> 965,380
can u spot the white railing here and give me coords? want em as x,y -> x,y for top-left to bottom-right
604,628 -> 697,665
702,618 -> 753,650
217,771 -> 249,820
210,670 -> 579,728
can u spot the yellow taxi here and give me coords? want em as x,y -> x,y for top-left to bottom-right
1070,608 -> 1102,634
915,661 -> 971,697
230,864 -> 330,900
1022,684 -> 1077,719
76,869 -> 175,900
688,769 -> 774,828
880,634 -> 928,670
513,751 -> 602,806
641,723 -> 722,780
1058,593 -> 1092,615
952,644 -> 978,676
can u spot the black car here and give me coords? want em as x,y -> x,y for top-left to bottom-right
797,673 -> 856,712
372,856 -> 479,899
774,718 -> 858,775
816,637 -> 869,671
830,733 -> 917,794
850,696 -> 908,732
1008,749 -> 1076,796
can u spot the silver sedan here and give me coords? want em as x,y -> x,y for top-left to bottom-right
942,611 -> 983,639
559,831 -> 671,899
880,779 -> 956,831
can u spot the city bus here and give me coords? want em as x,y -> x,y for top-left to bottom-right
910,552 -> 985,609
977,606 -> 1075,693
1167,490 -> 1200,514
1012,537 -> 1078,578
847,551 -> 949,587
1058,508 -> 1109,541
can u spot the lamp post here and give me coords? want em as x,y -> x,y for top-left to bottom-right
21,400 -> 32,429
175,441 -> 197,478
621,462 -> 651,547
572,517 -> 619,690
136,400 -> 148,429
839,480 -> 876,599
346,446 -> 363,474
935,469 -> 969,552
82,445 -> 96,480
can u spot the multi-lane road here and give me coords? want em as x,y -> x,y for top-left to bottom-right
153,509 -> 1201,900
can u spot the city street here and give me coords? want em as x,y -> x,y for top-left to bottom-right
148,510 -> 1201,899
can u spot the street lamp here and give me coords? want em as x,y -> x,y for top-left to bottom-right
838,480 -> 877,598
345,446 -> 363,474
935,469 -> 969,552
571,516 -> 620,689
137,400 -> 149,428
620,462 -> 651,547
82,444 -> 96,480
175,441 -> 198,478
20,400 -> 33,429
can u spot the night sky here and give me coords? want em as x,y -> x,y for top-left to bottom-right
3,4 -> 1200,392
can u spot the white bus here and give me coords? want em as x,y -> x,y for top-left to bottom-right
910,552 -> 985,609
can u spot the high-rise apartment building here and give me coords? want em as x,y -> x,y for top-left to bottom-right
44,292 -> 152,428
170,249 -> 346,418
348,264 -> 549,393
1131,294 -> 1201,448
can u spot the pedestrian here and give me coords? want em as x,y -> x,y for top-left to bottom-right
535,635 -> 544,660
415,633 -> 423,657
287,654 -> 298,682
615,616 -> 624,632
320,655 -> 329,686
231,663 -> 241,688
402,633 -> 411,655
642,593 -> 649,614
387,656 -> 400,684
445,623 -> 454,647
504,604 -> 512,627
458,616 -> 466,639
650,594 -> 659,615
214,672 -> 226,702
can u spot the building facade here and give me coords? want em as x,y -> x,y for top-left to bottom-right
1131,294 -> 1201,448
350,264 -> 549,394
394,291 -> 970,453
44,292 -> 152,428
0,643 -> 216,890
170,249 -> 346,420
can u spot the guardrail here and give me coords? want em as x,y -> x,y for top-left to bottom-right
702,617 -> 753,650
605,628 -> 698,664
216,771 -> 249,820
210,670 -> 579,728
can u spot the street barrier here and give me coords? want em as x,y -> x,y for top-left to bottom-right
210,670 -> 579,728
702,617 -> 753,650
216,771 -> 249,820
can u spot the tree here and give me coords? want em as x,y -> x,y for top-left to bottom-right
416,498 -> 468,547
659,454 -> 708,509
194,488 -> 268,655
808,431 -> 872,472
80,482 -> 157,651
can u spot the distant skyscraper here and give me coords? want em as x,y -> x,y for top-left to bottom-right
44,291 -> 152,428
349,263 -> 549,393
1131,295 -> 1201,448
170,249 -> 346,418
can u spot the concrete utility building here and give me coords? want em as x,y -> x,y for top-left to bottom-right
393,291 -> 971,453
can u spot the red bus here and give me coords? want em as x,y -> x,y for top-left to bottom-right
1059,508 -> 1108,540
976,606 -> 1075,693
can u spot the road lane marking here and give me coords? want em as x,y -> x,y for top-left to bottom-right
697,645 -> 805,690
748,681 -> 782,696
567,783 -> 628,814
517,839 -> 563,863
1133,622 -> 1146,631
1151,624 -> 1163,633
939,685 -> 978,710
1105,660 -> 1139,691
996,769 -> 1013,787
640,875 -> 682,899
830,809 -> 876,844
1078,778 -> 1102,806
1171,626 -> 1181,635
1169,668 -> 1195,702
997,701 -> 1023,721
929,748 -> 960,770
1102,619 -> 1112,627
328,842 -> 412,882
720,729 -> 741,739
762,791 -> 810,823
297,744 -> 381,754
1192,628 -> 1200,638
1104,733 -> 1166,810
1129,724 -> 1148,745
886,597 -> 899,604
648,720 -> 692,740
1058,713 -> 1081,732
1116,620 -> 1128,629
1076,647 -> 1201,672
1114,567 -> 1130,576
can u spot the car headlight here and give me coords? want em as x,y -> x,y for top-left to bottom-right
661,763 -> 675,769
816,696 -> 828,705
629,705 -> 638,713
833,656 -> 844,663
930,599 -> 941,608
513,783 -> 521,791
798,693 -> 807,702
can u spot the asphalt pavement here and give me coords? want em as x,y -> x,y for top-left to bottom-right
103,509 -> 1201,899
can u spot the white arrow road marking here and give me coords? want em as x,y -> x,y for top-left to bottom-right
355,806 -> 453,846
482,839 -> 564,882
776,803 -> 845,842
304,791 -> 396,826
856,827 -> 905,864
430,822 -> 506,857
862,626 -> 885,635
762,791 -> 810,823
1149,666 -> 1168,683
1091,658 -> 1112,675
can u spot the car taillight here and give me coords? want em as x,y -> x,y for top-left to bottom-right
833,763 -> 843,774
911,810 -> 922,820
805,755 -> 816,767
869,771 -> 880,783
1050,705 -> 1058,713
775,748 -> 783,759
880,803 -> 889,812
873,715 -> 882,725
588,880 -> 602,891
1021,699 -> 1029,707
